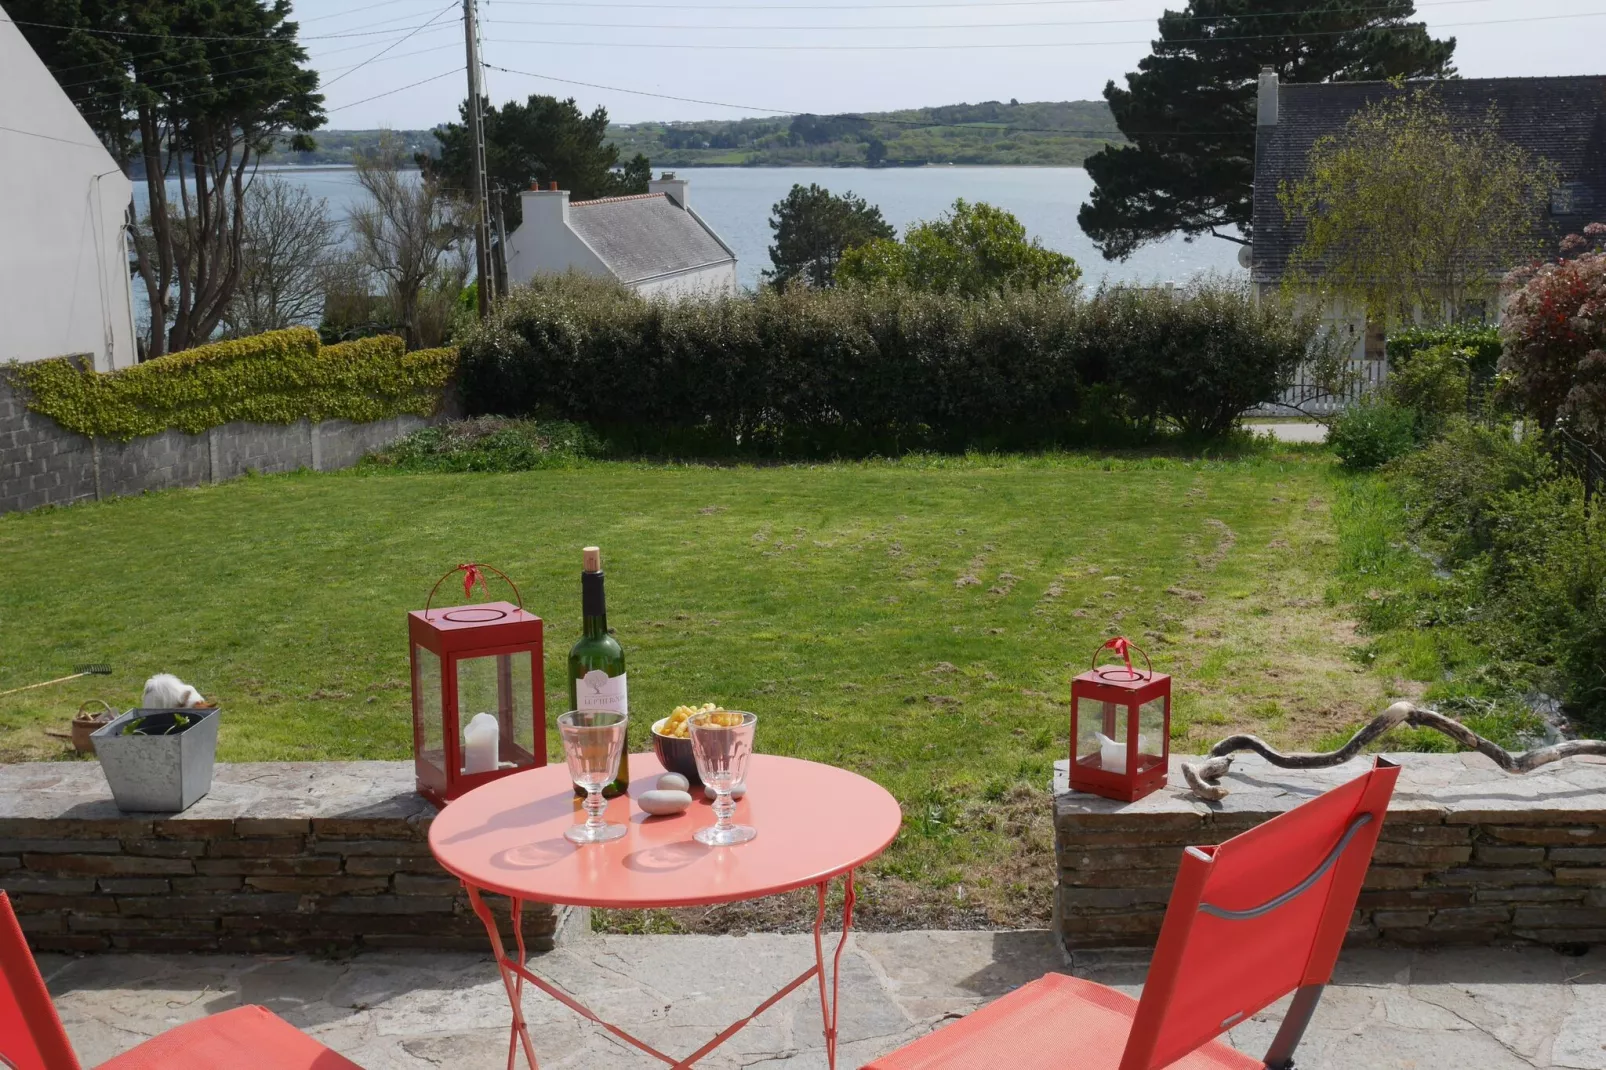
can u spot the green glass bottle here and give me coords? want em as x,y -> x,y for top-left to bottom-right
570,546 -> 629,799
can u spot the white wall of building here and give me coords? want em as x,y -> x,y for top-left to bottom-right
0,16 -> 136,372
633,262 -> 739,300
505,189 -> 612,284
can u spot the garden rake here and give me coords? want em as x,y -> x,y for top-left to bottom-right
0,664 -> 112,698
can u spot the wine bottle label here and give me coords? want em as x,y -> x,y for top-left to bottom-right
577,669 -> 628,714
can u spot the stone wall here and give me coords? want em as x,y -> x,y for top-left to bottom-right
1055,752 -> 1606,951
0,376 -> 453,516
0,761 -> 579,954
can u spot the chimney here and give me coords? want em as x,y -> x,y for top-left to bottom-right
519,184 -> 570,235
648,173 -> 689,209
1257,66 -> 1279,127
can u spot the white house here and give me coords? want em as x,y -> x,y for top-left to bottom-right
506,175 -> 738,298
0,11 -> 136,371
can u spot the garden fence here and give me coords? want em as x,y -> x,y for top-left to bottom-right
1553,426 -> 1605,508
1244,357 -> 1389,417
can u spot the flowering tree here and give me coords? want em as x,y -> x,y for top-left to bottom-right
1500,223 -> 1606,439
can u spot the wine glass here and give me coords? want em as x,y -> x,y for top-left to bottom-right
558,710 -> 628,844
688,710 -> 757,846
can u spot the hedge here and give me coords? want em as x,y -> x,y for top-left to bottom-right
6,328 -> 458,441
1385,325 -> 1502,383
456,275 -> 1312,451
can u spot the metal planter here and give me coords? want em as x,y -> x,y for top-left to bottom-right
92,707 -> 220,813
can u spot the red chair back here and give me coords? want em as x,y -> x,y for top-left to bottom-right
1119,757 -> 1400,1070
0,892 -> 82,1070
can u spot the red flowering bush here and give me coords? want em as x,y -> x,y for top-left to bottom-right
1500,222 -> 1606,438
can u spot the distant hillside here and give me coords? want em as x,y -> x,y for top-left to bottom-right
607,100 -> 1123,167
258,129 -> 438,167
253,100 -> 1123,170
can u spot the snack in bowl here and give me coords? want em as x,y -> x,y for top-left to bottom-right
652,704 -> 713,782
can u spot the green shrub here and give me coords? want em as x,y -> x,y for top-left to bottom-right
1386,324 -> 1502,384
1473,478 -> 1606,728
363,416 -> 603,472
1385,342 -> 1471,438
455,275 -> 1310,453
1328,397 -> 1418,469
1390,419 -> 1551,564
7,328 -> 457,440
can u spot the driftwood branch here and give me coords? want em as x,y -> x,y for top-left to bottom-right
1180,701 -> 1606,801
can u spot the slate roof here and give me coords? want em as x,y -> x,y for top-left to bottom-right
1252,76 -> 1606,284
568,193 -> 735,284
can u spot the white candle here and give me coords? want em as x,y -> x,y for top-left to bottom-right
464,712 -> 500,774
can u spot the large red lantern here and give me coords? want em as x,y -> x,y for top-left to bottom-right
408,564 -> 546,807
1069,637 -> 1170,802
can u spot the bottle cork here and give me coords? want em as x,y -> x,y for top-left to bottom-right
582,546 -> 602,573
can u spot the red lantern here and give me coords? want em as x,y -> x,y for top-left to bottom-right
1069,637 -> 1170,802
408,564 -> 546,807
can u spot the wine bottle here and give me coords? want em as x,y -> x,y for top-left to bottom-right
570,546 -> 629,799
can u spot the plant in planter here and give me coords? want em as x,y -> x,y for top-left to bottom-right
92,707 -> 221,812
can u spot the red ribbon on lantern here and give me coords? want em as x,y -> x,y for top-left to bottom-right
1102,636 -> 1134,676
459,563 -> 488,600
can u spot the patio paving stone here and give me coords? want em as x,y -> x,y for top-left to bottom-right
43,930 -> 1606,1068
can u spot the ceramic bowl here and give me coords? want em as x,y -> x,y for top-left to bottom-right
650,718 -> 702,784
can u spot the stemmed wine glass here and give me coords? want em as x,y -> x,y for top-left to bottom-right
688,710 -> 757,846
558,710 -> 628,844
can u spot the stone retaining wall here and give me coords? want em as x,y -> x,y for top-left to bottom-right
1055,752 -> 1606,950
0,761 -> 577,954
0,377 -> 454,515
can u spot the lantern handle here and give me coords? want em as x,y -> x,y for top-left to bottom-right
424,563 -> 524,619
1091,636 -> 1152,680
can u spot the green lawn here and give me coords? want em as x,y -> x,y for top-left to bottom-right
0,450 -> 1404,928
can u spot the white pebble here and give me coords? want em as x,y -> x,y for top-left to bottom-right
657,773 -> 690,793
704,783 -> 747,801
639,789 -> 693,815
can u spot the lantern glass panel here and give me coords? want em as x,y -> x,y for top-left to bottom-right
412,644 -> 445,781
1136,696 -> 1167,775
1075,695 -> 1134,773
454,651 -> 536,769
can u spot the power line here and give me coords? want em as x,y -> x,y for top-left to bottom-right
323,1 -> 459,87
481,0 -> 1496,31
0,123 -> 105,150
0,14 -> 462,43
326,66 -> 465,111
486,61 -> 1231,136
481,8 -> 1606,48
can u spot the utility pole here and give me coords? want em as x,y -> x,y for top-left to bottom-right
462,0 -> 494,319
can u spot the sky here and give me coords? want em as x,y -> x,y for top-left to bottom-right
297,0 -> 1606,129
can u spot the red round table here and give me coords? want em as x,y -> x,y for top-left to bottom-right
429,752 -> 903,1070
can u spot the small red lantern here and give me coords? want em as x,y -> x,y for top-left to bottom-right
1069,637 -> 1170,802
408,564 -> 546,807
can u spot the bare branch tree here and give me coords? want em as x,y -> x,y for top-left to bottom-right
348,133 -> 470,349
225,177 -> 340,336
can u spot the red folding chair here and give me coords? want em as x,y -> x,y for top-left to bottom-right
0,892 -> 364,1070
864,756 -> 1400,1070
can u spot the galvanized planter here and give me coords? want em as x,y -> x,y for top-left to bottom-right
91,707 -> 220,812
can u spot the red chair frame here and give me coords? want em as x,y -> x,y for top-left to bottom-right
0,891 -> 364,1070
864,757 -> 1401,1070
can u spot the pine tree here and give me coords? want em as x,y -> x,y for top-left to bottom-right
430,95 -> 650,229
1078,0 -> 1455,260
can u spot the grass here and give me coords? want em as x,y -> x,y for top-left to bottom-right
1318,472 -> 1547,752
0,447 -> 1411,929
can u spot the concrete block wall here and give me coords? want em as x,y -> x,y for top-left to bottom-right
0,377 -> 454,516
0,761 -> 578,954
1054,752 -> 1606,950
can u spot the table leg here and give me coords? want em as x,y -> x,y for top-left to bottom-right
465,883 -> 540,1070
469,874 -> 857,1070
813,871 -> 857,1070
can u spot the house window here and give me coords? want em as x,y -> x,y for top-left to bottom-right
1551,183 -> 1592,216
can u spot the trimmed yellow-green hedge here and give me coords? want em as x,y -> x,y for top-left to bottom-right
6,328 -> 458,441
